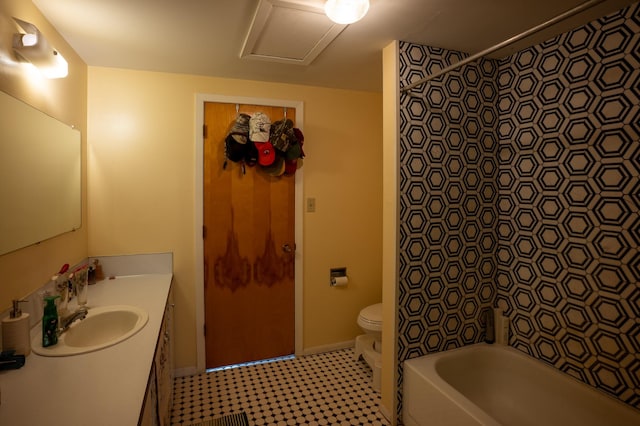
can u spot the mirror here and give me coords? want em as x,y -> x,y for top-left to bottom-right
0,90 -> 81,255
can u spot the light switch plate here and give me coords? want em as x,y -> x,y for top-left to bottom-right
306,197 -> 316,212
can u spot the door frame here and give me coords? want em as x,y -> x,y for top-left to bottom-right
194,93 -> 304,373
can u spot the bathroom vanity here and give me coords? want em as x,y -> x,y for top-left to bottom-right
141,283 -> 174,426
0,260 -> 173,426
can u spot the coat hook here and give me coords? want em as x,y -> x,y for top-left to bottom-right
283,107 -> 287,119
235,103 -> 240,117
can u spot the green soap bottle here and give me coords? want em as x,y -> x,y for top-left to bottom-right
42,295 -> 60,347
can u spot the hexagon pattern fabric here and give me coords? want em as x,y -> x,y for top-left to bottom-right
398,1 -> 639,415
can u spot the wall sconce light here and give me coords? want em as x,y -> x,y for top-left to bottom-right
324,0 -> 370,24
12,18 -> 68,79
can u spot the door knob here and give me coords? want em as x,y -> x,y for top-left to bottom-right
282,244 -> 293,253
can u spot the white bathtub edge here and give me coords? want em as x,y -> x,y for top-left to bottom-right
403,345 -> 499,426
402,343 -> 640,426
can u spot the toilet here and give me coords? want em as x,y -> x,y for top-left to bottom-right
355,303 -> 382,391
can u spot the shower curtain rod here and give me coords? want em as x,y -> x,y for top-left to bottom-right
399,0 -> 607,93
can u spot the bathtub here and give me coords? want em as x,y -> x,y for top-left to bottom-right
403,343 -> 640,426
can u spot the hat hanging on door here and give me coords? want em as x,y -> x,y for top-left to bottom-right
249,112 -> 271,143
283,127 -> 305,176
224,134 -> 247,162
244,140 -> 259,166
230,113 -> 251,143
255,141 -> 276,166
263,155 -> 285,177
223,113 -> 252,172
270,118 -> 294,152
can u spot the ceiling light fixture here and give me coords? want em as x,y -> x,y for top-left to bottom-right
324,0 -> 370,24
12,18 -> 68,79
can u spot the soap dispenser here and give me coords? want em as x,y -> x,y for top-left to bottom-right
42,296 -> 60,348
1,299 -> 31,355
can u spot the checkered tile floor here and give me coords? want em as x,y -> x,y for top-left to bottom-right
171,348 -> 389,425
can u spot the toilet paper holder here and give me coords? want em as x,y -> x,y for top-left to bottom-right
330,267 -> 347,286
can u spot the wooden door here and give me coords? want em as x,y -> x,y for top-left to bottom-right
203,102 -> 295,369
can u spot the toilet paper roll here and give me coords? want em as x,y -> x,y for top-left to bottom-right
2,313 -> 31,356
331,276 -> 349,287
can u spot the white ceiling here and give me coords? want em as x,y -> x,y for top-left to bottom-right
32,0 -> 636,92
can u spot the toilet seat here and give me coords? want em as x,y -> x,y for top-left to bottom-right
358,303 -> 382,331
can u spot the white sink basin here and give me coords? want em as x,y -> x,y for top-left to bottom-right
32,305 -> 148,356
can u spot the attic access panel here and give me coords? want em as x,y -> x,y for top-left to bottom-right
240,0 -> 347,65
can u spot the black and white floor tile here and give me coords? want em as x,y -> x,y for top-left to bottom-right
171,348 -> 389,426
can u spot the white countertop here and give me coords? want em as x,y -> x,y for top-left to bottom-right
0,273 -> 173,426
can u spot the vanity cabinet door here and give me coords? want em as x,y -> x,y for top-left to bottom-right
156,292 -> 174,426
139,365 -> 159,426
139,288 -> 174,426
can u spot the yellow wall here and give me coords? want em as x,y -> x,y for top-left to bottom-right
0,0 -> 88,310
87,67 -> 383,369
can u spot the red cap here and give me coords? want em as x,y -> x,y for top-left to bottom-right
284,159 -> 297,175
256,141 -> 275,166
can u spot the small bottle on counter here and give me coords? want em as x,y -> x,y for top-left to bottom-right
42,296 -> 60,348
93,259 -> 105,282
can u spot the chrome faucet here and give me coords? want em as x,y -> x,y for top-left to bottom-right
58,306 -> 88,334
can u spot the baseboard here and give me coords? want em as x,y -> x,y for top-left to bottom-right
174,366 -> 198,378
300,340 -> 354,356
379,403 -> 394,425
